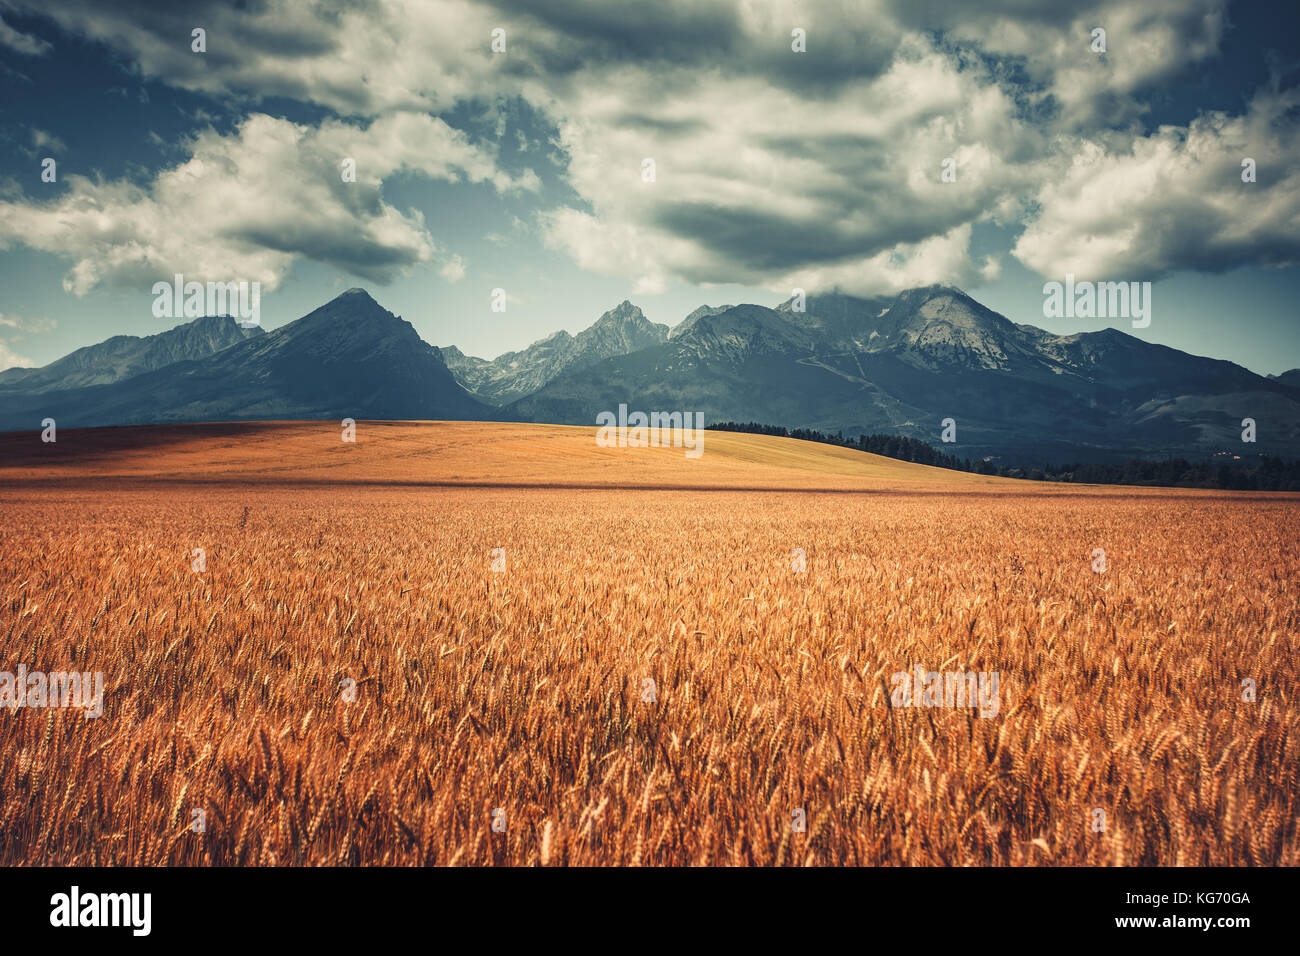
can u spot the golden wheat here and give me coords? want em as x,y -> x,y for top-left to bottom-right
0,424 -> 1296,865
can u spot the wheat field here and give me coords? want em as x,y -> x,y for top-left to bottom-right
0,422 -> 1296,865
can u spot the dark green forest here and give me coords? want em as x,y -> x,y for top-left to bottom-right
708,421 -> 1300,491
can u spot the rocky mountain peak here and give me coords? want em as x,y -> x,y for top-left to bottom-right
591,300 -> 649,328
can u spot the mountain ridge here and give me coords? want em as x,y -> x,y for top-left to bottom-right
0,313 -> 263,391
441,299 -> 669,405
4,285 -> 1297,464
504,286 -> 1300,461
0,288 -> 491,431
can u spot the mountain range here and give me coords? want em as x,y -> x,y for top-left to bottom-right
499,286 -> 1300,461
2,285 -> 1297,463
440,300 -> 668,405
0,313 -> 263,391
0,289 -> 489,431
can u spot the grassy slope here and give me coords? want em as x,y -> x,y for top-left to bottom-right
3,420 -> 1282,498
0,420 -> 1015,490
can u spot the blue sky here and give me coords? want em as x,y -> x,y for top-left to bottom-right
0,0 -> 1297,375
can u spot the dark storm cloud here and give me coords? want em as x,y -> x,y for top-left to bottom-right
651,201 -> 950,274
1,0 -> 1295,295
491,0 -> 897,96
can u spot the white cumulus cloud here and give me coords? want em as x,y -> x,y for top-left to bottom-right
0,112 -> 531,294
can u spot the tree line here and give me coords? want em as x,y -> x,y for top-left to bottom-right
707,421 -> 1300,490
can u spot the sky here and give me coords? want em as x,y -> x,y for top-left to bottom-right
0,0 -> 1297,375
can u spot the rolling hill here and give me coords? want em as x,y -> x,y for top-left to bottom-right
0,419 -> 1018,491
